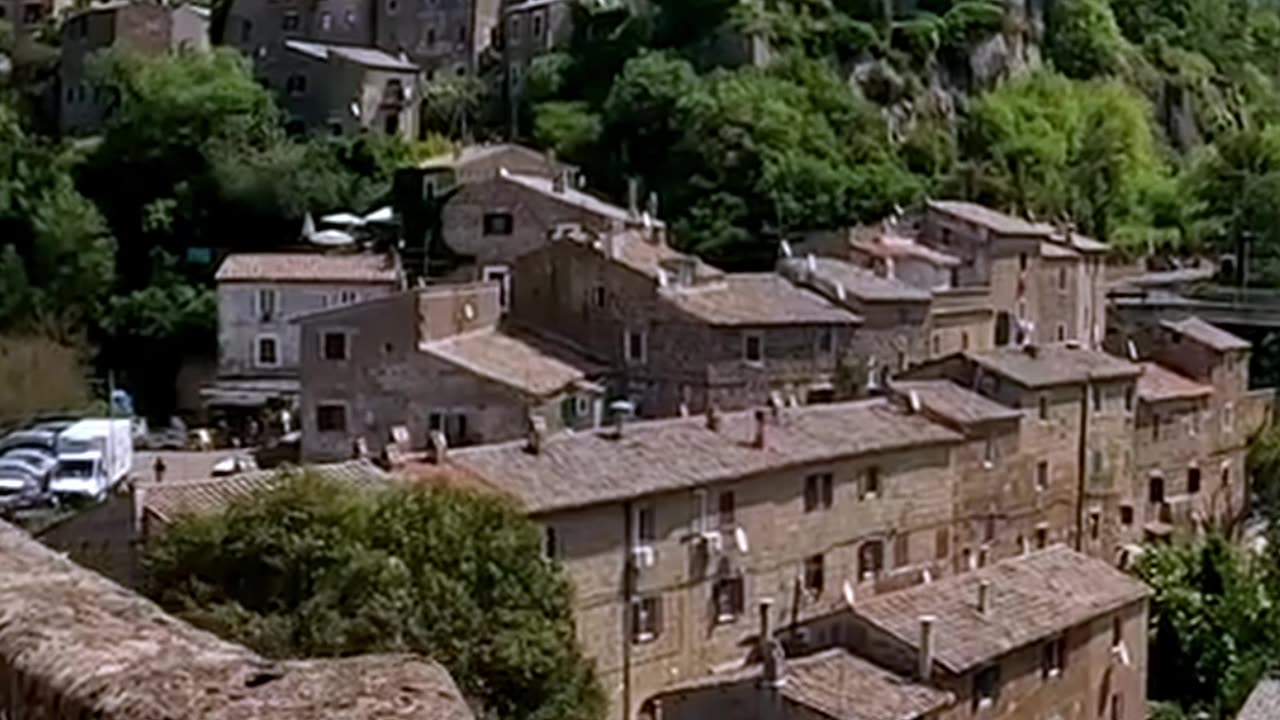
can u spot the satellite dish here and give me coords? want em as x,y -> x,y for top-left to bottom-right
734,526 -> 749,554
842,580 -> 856,609
363,206 -> 394,224
320,211 -> 366,227
309,229 -> 356,246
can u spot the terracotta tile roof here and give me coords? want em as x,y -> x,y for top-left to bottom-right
850,230 -> 961,267
1137,362 -> 1212,403
449,399 -> 961,514
142,461 -> 391,524
598,231 -> 724,283
418,143 -> 570,172
0,521 -> 474,720
927,201 -> 1049,237
1238,677 -> 1280,720
1161,316 -> 1251,352
1038,241 -> 1080,260
967,345 -> 1141,388
502,171 -> 663,226
668,274 -> 863,326
658,648 -> 953,720
215,253 -> 401,284
780,257 -> 932,303
1052,230 -> 1108,254
423,328 -> 600,397
893,380 -> 1022,427
851,546 -> 1151,674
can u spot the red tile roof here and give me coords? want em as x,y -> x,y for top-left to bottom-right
215,253 -> 401,284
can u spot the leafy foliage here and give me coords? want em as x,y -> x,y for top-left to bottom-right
144,474 -> 605,720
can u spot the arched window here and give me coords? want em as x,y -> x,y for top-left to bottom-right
858,540 -> 884,581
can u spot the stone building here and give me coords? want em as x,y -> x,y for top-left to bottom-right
511,226 -> 863,416
37,460 -> 391,588
295,282 -> 603,462
275,40 -> 420,137
206,253 -> 402,412
918,201 -> 1109,349
2,518 -> 472,720
498,0 -> 573,105
903,344 -> 1143,564
446,398 -> 966,720
58,0 -> 210,135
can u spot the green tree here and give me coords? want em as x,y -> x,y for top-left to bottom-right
1135,535 -> 1280,719
1046,0 -> 1130,80
533,101 -> 603,164
144,474 -> 605,720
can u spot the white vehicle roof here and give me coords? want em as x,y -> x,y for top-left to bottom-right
57,451 -> 101,462
60,419 -> 130,440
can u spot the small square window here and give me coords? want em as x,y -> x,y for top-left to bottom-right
804,473 -> 833,512
631,596 -> 661,643
974,665 -> 1000,709
1149,475 -> 1165,503
893,533 -> 909,567
482,212 -> 514,235
255,336 -> 279,367
718,491 -> 735,527
1089,510 -> 1101,540
1187,467 -> 1201,494
315,403 -> 346,432
625,330 -> 647,364
1120,505 -> 1134,526
860,467 -> 880,500
1058,267 -> 1067,291
961,331 -> 970,350
543,525 -> 557,559
1035,461 -> 1049,492
935,528 -> 949,560
1041,636 -> 1066,679
1038,396 -> 1049,420
712,576 -> 744,623
1035,526 -> 1049,549
1124,385 -> 1134,411
818,328 -> 834,354
634,504 -> 655,544
1056,324 -> 1066,342
257,289 -> 278,320
743,333 -> 764,364
803,554 -> 824,596
322,331 -> 348,361
592,285 -> 607,309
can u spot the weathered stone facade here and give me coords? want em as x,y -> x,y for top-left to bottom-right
297,283 -> 602,461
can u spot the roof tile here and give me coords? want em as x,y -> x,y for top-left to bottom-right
967,346 -> 1141,388
1162,316 -> 1251,352
215,253 -> 401,284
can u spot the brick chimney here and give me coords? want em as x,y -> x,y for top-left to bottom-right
525,413 -> 548,455
977,579 -> 991,615
706,405 -> 721,432
918,615 -> 936,681
752,409 -> 767,449
609,400 -> 634,439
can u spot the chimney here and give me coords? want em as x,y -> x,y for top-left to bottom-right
603,231 -> 620,259
752,409 -> 767,449
609,400 -> 634,439
525,413 -> 548,455
427,430 -> 448,464
757,598 -> 787,688
546,148 -> 557,177
351,437 -> 369,460
977,579 -> 991,615
552,169 -> 568,193
757,598 -> 774,658
918,615 -> 936,681
706,405 -> 721,432
627,177 -> 640,220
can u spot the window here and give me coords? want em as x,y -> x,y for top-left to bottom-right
286,73 -> 307,96
1035,461 -> 1049,492
1124,385 -> 1134,411
743,333 -> 763,365
931,333 -> 941,356
1038,396 -> 1048,420
255,335 -> 279,367
631,596 -> 661,643
344,9 -> 356,26
429,412 -> 470,446
1223,403 -> 1235,433
818,328 -> 834,354
482,212 -> 513,235
625,330 -> 647,364
319,11 -> 332,30
321,331 -> 348,360
961,331 -> 970,351
384,113 -> 400,136
315,403 -> 346,432
426,27 -> 436,44
1092,386 -> 1102,412
718,491 -> 735,527
533,12 -> 544,36
256,288 -> 278,321
1041,636 -> 1066,679
282,11 -> 300,30
482,265 -> 511,309
1018,253 -> 1028,271
456,24 -> 466,43
543,525 -> 557,559
592,285 -> 606,309
1222,466 -> 1231,488
387,0 -> 398,13
803,554 -> 824,596
1056,324 -> 1066,342
983,515 -> 996,542
634,504 -> 656,544
240,18 -> 253,42
336,290 -> 360,305
859,467 -> 880,500
1112,616 -> 1123,646
1120,505 -> 1134,526
1091,450 -> 1104,477
1089,510 -> 1101,540
935,528 -> 949,560
1058,267 -> 1067,290
1149,475 -> 1165,503
1152,415 -> 1161,441
712,576 -> 744,623
1187,466 -> 1201,494
804,473 -> 833,512
1035,526 -> 1048,549
893,533 -> 909,567
858,540 -> 883,580
1110,695 -> 1123,720
973,665 -> 1000,710
508,15 -> 520,40
983,437 -> 996,466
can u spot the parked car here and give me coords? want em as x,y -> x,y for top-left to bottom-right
1,448 -> 56,484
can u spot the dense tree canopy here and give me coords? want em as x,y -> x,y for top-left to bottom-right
144,474 -> 604,720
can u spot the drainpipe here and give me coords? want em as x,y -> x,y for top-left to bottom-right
622,500 -> 634,720
1075,381 -> 1090,551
